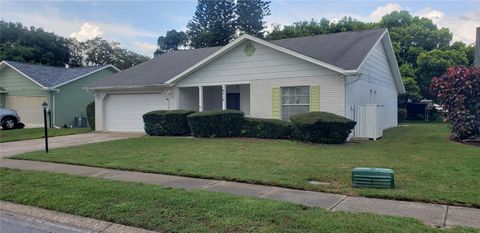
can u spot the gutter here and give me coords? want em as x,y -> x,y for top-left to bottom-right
84,83 -> 174,91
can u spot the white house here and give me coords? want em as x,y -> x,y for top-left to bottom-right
87,28 -> 405,138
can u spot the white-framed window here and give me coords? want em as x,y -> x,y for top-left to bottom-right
281,86 -> 310,120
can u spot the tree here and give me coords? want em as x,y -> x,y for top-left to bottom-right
380,11 -> 452,66
236,0 -> 271,37
450,41 -> 476,66
154,30 -> 187,56
416,49 -> 469,97
266,17 -> 374,40
401,77 -> 421,102
0,21 -> 69,66
68,37 -> 149,70
67,38 -> 85,67
329,16 -> 376,33
379,10 -> 411,28
187,0 -> 237,48
431,66 -> 480,141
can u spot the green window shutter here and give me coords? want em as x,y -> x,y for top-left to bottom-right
272,87 -> 280,119
310,85 -> 320,112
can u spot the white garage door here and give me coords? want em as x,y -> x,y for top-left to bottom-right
6,96 -> 47,128
104,93 -> 168,132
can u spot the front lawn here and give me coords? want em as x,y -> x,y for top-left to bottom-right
0,127 -> 90,143
12,123 -> 480,207
0,169 -> 475,233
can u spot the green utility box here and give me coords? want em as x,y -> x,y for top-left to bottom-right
352,167 -> 394,189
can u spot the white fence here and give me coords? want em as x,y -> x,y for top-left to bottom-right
353,104 -> 383,140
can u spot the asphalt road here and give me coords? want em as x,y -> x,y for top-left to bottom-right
0,211 -> 91,233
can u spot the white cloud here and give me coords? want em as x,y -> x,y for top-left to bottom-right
369,3 -> 402,22
70,22 -> 103,42
416,8 -> 479,45
132,41 -> 157,55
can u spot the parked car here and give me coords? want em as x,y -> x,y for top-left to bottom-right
0,108 -> 24,130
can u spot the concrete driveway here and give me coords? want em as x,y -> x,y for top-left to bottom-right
0,132 -> 144,158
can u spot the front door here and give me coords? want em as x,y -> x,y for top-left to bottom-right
227,93 -> 240,110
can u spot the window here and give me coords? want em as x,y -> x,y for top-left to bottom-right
281,86 -> 310,120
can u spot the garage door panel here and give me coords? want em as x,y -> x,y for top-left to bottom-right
6,96 -> 46,128
104,93 -> 168,132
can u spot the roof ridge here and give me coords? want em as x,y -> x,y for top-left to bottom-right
269,28 -> 387,42
4,60 -> 109,70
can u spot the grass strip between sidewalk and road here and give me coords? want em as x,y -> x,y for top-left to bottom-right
0,128 -> 90,143
0,168 -> 477,233
12,123 -> 480,207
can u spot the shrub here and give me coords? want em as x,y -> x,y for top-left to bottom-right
143,110 -> 195,136
290,111 -> 356,144
187,110 -> 244,137
398,108 -> 407,122
86,102 -> 95,130
242,117 -> 291,139
431,66 -> 480,140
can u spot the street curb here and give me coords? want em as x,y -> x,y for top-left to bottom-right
0,201 -> 160,233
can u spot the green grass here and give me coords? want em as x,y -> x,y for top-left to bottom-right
0,168 -> 476,233
12,123 -> 480,207
0,127 -> 91,143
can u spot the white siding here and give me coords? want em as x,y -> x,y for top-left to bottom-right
347,38 -> 398,130
177,41 -> 338,87
178,87 -> 199,111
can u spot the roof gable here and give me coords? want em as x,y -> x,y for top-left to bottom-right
0,61 -> 118,88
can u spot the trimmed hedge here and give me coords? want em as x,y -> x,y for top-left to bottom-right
242,117 -> 291,139
143,110 -> 196,136
86,102 -> 95,131
290,111 -> 356,144
187,110 -> 244,137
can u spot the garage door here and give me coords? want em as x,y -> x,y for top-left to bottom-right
104,93 -> 168,132
6,96 -> 47,128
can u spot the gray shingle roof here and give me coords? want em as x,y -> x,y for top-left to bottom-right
90,46 -> 221,88
270,28 -> 386,70
4,61 -> 112,88
89,28 -> 386,89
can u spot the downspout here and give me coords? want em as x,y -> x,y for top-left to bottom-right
50,89 -> 61,129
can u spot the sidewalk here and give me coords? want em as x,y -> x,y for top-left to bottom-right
1,158 -> 479,229
0,201 -> 159,233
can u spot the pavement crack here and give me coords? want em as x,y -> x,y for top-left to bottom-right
257,187 -> 278,198
442,205 -> 449,228
329,196 -> 348,211
204,180 -> 222,188
98,222 -> 114,233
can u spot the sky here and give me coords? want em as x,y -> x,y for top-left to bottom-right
1,0 -> 479,57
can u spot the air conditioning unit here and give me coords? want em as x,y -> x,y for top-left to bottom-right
352,167 -> 394,189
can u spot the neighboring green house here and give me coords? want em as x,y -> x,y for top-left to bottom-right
0,60 -> 119,128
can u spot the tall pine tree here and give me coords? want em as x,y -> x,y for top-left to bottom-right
236,0 -> 271,37
187,0 -> 236,48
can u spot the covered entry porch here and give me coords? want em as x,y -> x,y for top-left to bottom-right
178,83 -> 250,115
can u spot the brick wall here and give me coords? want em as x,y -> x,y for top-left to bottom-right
250,75 -> 345,119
